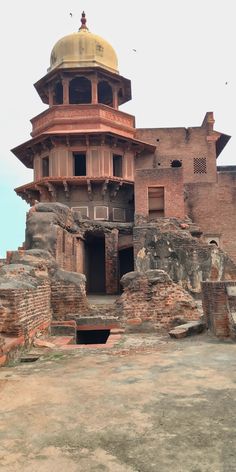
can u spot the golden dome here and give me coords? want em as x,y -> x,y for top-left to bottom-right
49,12 -> 119,74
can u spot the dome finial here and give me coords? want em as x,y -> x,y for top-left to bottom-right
79,11 -> 88,31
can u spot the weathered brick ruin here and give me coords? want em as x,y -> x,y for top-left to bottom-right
116,270 -> 200,332
1,12 -> 236,364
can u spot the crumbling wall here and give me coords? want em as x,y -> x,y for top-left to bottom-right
0,265 -> 51,337
116,270 -> 200,332
105,229 -> 119,294
0,335 -> 6,366
51,269 -> 89,319
25,202 -> 77,272
5,249 -> 88,322
133,219 -> 236,295
202,281 -> 236,338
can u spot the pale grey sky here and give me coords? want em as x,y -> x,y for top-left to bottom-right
0,0 -> 235,256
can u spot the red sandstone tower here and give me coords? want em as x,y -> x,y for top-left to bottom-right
11,12 -> 235,295
12,12 -> 154,222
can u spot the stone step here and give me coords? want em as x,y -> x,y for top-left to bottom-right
169,320 -> 206,339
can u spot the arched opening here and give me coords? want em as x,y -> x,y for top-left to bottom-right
209,240 -> 218,247
118,246 -> 134,292
85,232 -> 105,293
69,77 -> 92,104
98,81 -> 113,106
171,160 -> 182,168
54,81 -> 63,104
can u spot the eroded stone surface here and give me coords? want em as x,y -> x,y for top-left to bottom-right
117,270 -> 200,332
134,222 -> 236,294
169,320 -> 206,339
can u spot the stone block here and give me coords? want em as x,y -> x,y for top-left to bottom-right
227,286 -> 236,297
169,320 -> 205,339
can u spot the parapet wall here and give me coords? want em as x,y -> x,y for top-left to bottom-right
0,282 -> 51,337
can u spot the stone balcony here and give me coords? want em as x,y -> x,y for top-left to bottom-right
31,104 -> 135,139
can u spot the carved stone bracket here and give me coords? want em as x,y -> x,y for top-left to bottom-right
46,182 -> 57,200
102,179 -> 109,198
111,181 -> 123,200
63,180 -> 70,200
87,179 -> 93,200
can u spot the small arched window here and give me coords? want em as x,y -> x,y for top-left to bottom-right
171,160 -> 182,168
54,81 -> 63,105
98,81 -> 113,106
69,77 -> 92,104
209,240 -> 218,247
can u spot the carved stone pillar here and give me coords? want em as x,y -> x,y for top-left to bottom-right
91,76 -> 98,104
62,78 -> 69,105
48,86 -> 54,107
113,87 -> 119,109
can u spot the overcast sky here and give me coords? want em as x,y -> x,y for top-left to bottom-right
0,0 -> 235,257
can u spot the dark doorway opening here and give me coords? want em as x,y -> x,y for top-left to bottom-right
42,157 -> 49,177
74,153 -> 86,176
119,246 -> 134,291
113,154 -> 123,177
77,329 -> 110,344
85,233 -> 105,293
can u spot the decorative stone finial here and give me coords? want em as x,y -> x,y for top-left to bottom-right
79,11 -> 88,31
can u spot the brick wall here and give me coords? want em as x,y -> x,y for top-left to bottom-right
185,171 -> 236,262
135,168 -> 185,221
201,281 -> 236,337
135,113 -> 217,185
105,229 -> 119,294
55,226 -> 77,272
116,270 -> 200,332
0,280 -> 51,337
51,271 -> 89,319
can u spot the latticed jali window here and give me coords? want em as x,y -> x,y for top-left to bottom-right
193,157 -> 207,174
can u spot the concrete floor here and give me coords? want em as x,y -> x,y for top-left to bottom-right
0,333 -> 236,471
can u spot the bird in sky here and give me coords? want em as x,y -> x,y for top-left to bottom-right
69,12 -> 73,17
132,49 -> 137,52
225,81 -> 228,85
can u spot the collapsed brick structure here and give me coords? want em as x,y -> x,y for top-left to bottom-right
1,12 -> 236,362
116,270 -> 200,332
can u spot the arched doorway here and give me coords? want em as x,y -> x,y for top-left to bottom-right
98,81 -> 113,106
69,77 -> 92,104
54,81 -> 63,104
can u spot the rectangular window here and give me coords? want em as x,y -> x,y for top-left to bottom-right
72,207 -> 89,219
74,153 -> 86,176
94,206 -> 109,220
148,187 -> 164,219
113,208 -> 126,222
42,157 -> 49,177
113,154 -> 122,177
